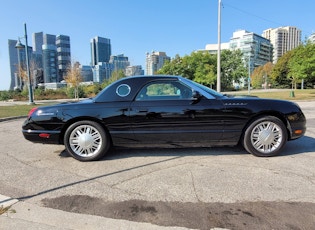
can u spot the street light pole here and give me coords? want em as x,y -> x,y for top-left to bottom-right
16,23 -> 34,105
24,23 -> 34,104
248,55 -> 251,95
217,0 -> 221,92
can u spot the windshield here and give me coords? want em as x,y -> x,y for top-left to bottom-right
181,77 -> 224,98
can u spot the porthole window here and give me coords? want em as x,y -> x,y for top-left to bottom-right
116,84 -> 131,97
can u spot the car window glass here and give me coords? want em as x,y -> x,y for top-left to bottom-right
136,81 -> 192,100
116,84 -> 131,97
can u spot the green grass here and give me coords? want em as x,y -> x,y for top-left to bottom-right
0,104 -> 36,118
0,102 -> 57,119
0,89 -> 314,119
229,89 -> 315,101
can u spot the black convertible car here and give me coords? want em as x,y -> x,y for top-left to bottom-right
22,75 -> 306,161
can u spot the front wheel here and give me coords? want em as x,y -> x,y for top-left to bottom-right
243,116 -> 288,157
64,120 -> 110,161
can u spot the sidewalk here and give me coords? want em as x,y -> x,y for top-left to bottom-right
0,195 -> 195,230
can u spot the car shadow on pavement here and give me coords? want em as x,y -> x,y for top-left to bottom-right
279,135 -> 315,156
59,135 -> 314,160
59,145 -> 248,161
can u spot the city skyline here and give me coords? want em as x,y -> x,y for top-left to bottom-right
1,0 -> 315,90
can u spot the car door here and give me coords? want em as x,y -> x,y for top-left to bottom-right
129,80 -> 226,144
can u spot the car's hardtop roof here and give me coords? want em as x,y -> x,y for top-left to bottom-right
93,75 -> 183,102
119,75 -> 181,81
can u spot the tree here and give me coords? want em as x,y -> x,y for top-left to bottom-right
288,42 -> 315,89
64,61 -> 83,100
251,62 -> 273,89
271,51 -> 292,88
16,64 -> 27,88
159,50 -> 248,90
190,51 -> 217,87
158,51 -> 217,87
220,49 -> 247,90
251,65 -> 264,89
106,69 -> 126,85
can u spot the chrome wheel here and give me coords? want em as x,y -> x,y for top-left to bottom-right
243,116 -> 287,157
64,120 -> 110,161
69,125 -> 102,157
250,121 -> 283,154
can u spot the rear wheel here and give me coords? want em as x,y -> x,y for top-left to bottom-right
64,120 -> 110,161
243,116 -> 287,157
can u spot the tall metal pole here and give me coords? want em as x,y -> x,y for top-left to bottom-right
217,0 -> 221,92
248,56 -> 251,95
24,23 -> 34,104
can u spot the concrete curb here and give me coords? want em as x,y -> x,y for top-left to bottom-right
0,116 -> 27,122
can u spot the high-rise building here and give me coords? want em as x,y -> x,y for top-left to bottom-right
43,34 -> 56,46
146,51 -> 170,75
92,62 -> 113,83
32,32 -> 43,54
262,26 -> 301,63
32,32 -> 71,85
42,44 -> 58,83
230,30 -> 273,73
109,54 -> 130,72
79,65 -> 93,82
9,32 -> 70,89
90,36 -> 111,66
8,39 -> 20,90
125,65 -> 144,76
56,35 -> 71,80
8,39 -> 33,90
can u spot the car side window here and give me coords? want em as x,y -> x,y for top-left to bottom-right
136,81 -> 192,100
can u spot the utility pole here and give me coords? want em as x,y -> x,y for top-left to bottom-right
217,0 -> 221,92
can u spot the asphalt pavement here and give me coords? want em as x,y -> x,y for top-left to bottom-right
0,100 -> 314,229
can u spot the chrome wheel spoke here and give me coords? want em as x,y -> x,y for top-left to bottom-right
250,121 -> 283,154
69,125 -> 102,157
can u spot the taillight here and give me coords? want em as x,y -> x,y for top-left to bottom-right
39,133 -> 50,138
28,107 -> 38,118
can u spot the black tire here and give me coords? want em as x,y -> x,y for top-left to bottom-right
243,116 -> 287,157
64,120 -> 110,161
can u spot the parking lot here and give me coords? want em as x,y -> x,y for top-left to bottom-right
0,101 -> 314,229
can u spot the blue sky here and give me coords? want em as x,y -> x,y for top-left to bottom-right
0,0 -> 314,90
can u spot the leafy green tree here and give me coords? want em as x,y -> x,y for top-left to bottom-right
159,50 -> 253,90
288,42 -> 315,89
271,51 -> 292,88
190,51 -> 217,87
221,49 -> 247,90
101,69 -> 126,88
159,51 -> 217,88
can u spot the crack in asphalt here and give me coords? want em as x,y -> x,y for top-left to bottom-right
189,170 -> 201,202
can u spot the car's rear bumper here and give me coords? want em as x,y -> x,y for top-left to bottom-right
22,129 -> 61,144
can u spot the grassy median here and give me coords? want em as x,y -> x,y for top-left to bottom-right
0,102 -> 57,119
0,89 -> 314,119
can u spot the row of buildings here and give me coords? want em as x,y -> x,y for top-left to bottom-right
8,26 -> 313,90
205,26 -> 304,74
8,33 -> 154,90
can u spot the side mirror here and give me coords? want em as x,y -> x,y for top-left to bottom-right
192,90 -> 202,99
191,90 -> 202,104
